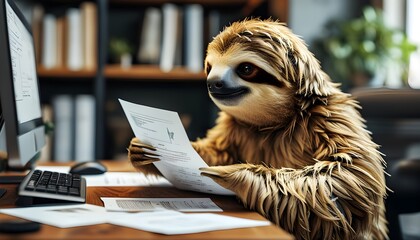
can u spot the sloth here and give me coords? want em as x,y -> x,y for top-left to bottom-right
128,19 -> 388,240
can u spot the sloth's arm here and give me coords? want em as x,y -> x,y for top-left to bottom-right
200,160 -> 387,239
191,137 -> 237,166
191,113 -> 240,166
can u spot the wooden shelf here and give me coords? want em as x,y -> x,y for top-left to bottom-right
109,0 -> 248,7
36,65 -> 206,81
105,65 -> 206,81
37,66 -> 96,78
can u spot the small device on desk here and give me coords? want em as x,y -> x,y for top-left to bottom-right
0,0 -> 87,206
70,161 -> 107,175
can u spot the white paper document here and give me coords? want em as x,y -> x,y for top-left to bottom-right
35,166 -> 71,173
101,197 -> 222,212
0,204 -> 107,228
0,204 -> 270,235
119,99 -> 234,195
108,210 -> 271,235
0,205 -> 270,235
84,172 -> 172,187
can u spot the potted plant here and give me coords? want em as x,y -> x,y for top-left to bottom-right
109,38 -> 134,68
318,6 -> 417,89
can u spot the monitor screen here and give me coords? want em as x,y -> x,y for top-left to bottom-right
0,0 -> 45,170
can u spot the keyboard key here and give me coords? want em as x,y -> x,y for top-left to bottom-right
65,175 -> 72,187
49,172 -> 59,184
25,180 -> 36,190
72,179 -> 80,187
69,187 -> 79,196
30,170 -> 42,181
35,184 -> 47,191
46,185 -> 57,193
58,173 -> 67,186
57,186 -> 68,194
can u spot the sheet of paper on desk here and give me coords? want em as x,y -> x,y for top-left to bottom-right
119,99 -> 234,195
0,204 -> 107,228
101,197 -> 222,212
84,172 -> 172,187
108,210 -> 271,235
35,166 -> 71,173
0,205 -> 270,234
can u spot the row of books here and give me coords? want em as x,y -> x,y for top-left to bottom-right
40,95 -> 96,162
32,2 -> 225,74
32,2 -> 97,71
137,3 -> 221,73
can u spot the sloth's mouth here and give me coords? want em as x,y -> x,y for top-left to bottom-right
209,87 -> 250,101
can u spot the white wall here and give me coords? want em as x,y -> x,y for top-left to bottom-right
288,0 -> 359,48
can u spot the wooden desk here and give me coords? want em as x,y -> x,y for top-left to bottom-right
0,160 -> 293,239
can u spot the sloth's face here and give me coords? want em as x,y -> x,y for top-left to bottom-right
205,44 -> 295,127
204,19 -> 336,127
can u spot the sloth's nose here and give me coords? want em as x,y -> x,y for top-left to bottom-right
207,80 -> 224,91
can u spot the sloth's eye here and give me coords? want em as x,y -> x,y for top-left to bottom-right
236,63 -> 258,79
206,64 -> 212,75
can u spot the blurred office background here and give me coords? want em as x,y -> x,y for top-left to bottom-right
13,0 -> 420,239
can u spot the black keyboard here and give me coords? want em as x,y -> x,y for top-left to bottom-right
18,169 -> 86,204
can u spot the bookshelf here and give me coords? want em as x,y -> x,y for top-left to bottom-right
37,66 -> 96,78
31,0 -> 288,160
108,0 -> 248,6
105,65 -> 206,81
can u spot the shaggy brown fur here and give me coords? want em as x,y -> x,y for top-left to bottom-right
128,19 -> 388,240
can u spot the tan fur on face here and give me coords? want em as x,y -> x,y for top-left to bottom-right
128,19 -> 388,240
206,47 -> 295,127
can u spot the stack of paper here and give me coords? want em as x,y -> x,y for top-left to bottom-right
101,197 -> 222,212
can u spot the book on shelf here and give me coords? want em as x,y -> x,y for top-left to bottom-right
33,2 -> 97,72
74,95 -> 96,162
159,3 -> 181,72
137,7 -> 161,65
81,2 -> 97,71
52,95 -> 74,162
55,17 -> 65,68
184,4 -> 204,73
52,94 -> 96,162
133,3 -> 220,73
41,14 -> 57,69
174,7 -> 184,67
66,8 -> 83,71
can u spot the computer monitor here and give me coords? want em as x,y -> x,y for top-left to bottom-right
0,0 -> 45,171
